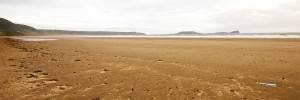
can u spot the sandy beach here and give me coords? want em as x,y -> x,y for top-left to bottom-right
0,36 -> 300,100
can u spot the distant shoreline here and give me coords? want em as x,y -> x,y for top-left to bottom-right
7,34 -> 300,39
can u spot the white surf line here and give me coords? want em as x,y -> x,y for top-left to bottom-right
13,38 -> 58,42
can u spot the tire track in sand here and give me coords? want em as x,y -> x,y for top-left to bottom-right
0,55 -> 7,68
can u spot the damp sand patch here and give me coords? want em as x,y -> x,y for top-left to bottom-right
13,38 -> 58,42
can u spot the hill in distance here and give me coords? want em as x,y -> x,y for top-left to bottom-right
175,31 -> 202,35
0,18 -> 40,36
39,29 -> 146,36
0,17 -> 146,36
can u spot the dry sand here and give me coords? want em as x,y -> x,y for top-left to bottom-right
0,37 -> 300,100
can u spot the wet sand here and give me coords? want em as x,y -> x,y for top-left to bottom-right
0,37 -> 300,100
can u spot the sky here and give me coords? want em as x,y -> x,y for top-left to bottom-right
0,0 -> 299,34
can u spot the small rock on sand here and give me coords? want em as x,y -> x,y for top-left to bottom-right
104,69 -> 109,71
42,72 -> 49,75
33,70 -> 43,73
51,58 -> 58,61
48,79 -> 59,82
7,58 -> 15,61
75,59 -> 81,61
27,74 -> 38,78
91,97 -> 100,100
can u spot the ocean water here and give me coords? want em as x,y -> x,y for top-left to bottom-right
68,35 -> 300,38
12,35 -> 300,41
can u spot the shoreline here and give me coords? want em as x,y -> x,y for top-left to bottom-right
2,34 -> 300,39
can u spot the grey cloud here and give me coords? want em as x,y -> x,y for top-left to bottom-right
0,0 -> 299,34
210,1 -> 300,32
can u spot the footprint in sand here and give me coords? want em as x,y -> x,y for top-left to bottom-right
194,89 -> 204,97
36,79 -> 59,87
121,66 -> 137,71
85,68 -> 110,74
55,85 -> 74,91
43,85 -> 75,97
100,68 -> 110,73
43,79 -> 59,84
25,70 -> 49,79
23,70 -> 52,87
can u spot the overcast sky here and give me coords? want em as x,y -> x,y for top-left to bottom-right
0,0 -> 299,34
